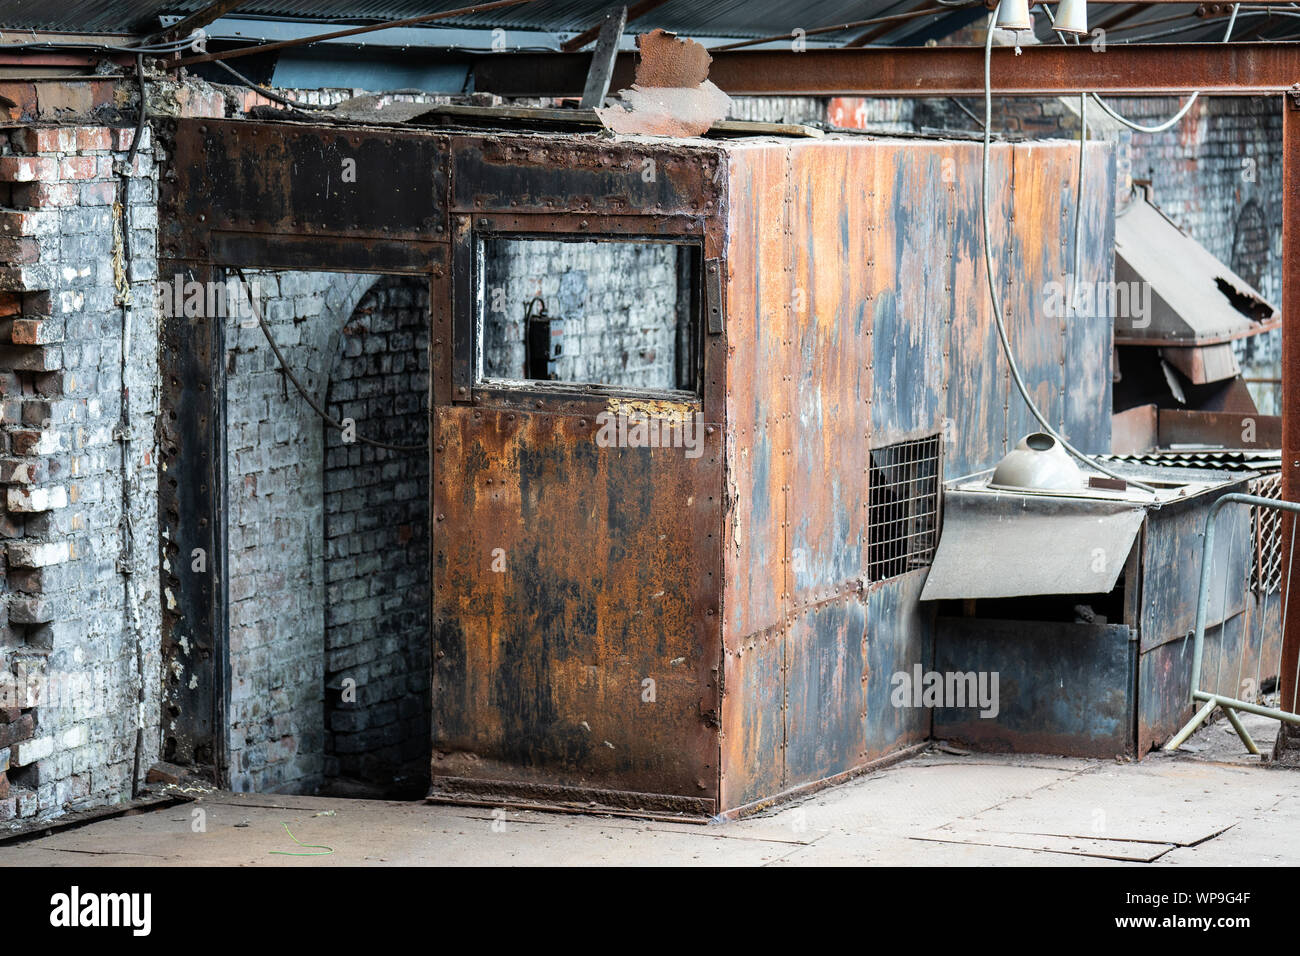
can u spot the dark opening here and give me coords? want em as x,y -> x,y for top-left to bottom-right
322,276 -> 431,799
868,434 -> 942,582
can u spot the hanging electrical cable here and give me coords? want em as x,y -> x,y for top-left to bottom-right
232,268 -> 426,454
981,5 -> 1158,496
113,54 -> 148,799
1080,3 -> 1240,133
210,59 -> 337,111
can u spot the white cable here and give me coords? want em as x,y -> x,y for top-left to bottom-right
1089,92 -> 1200,134
1085,3 -> 1239,133
981,6 -> 1158,496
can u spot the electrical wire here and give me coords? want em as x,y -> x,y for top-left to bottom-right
1110,7 -> 1291,43
211,58 -> 337,111
118,53 -> 147,799
0,32 -> 201,54
1038,2 -> 1239,133
233,268 -> 426,454
981,6 -> 1158,496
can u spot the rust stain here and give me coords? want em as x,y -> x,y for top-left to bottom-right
597,30 -> 730,137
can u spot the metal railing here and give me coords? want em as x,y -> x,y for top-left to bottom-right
1165,492 -> 1300,755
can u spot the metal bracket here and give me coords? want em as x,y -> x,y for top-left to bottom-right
705,258 -> 724,334
1289,83 -> 1300,110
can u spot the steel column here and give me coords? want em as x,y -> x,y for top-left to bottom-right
1281,96 -> 1300,724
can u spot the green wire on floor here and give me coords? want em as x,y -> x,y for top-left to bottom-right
269,822 -> 334,856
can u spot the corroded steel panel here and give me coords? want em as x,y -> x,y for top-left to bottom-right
450,135 -> 718,216
161,119 -> 448,257
720,623 -> 785,810
787,141 -> 873,608
943,141 -> 1016,477
936,617 -> 1137,758
867,144 -> 951,450
718,134 -> 1116,807
1137,634 -> 1196,756
431,406 -> 723,807
1139,486 -> 1251,653
864,570 -> 935,760
1003,141 -> 1071,447
1136,613 -> 1251,754
785,595 -> 868,788
720,143 -> 792,648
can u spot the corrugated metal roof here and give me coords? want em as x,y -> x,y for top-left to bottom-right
0,0 -> 945,39
5,0 -> 1297,43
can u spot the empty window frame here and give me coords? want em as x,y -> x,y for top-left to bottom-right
868,434 -> 942,582
476,236 -> 701,394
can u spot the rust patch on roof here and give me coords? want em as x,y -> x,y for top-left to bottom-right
597,30 -> 730,138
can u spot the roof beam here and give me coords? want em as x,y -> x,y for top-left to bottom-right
150,0 -> 252,44
561,0 -> 671,52
473,42 -> 1300,97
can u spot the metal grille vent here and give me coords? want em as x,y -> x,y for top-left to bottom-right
1251,472 -> 1285,594
868,434 -> 941,582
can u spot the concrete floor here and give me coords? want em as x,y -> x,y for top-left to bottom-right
5,714 -> 1300,866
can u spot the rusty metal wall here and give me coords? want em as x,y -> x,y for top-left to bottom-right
158,118 -> 446,778
1139,484 -> 1252,655
430,135 -> 729,813
935,617 -> 1137,758
718,135 -> 1113,810
163,120 -> 1117,811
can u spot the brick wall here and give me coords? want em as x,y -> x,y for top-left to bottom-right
225,270 -> 381,793
225,269 -> 432,794
482,238 -> 683,390
323,276 -> 429,794
1118,96 -> 1283,413
0,123 -> 161,823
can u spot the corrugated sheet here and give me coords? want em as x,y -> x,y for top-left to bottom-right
0,0 -> 955,39
5,0 -> 1294,43
1102,449 -> 1283,472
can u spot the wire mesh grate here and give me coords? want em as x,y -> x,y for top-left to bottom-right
868,433 -> 941,583
1250,472 -> 1284,594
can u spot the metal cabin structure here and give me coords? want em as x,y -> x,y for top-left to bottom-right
158,116 -> 1116,815
431,130 -> 1117,815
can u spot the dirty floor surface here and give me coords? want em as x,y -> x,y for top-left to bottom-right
5,713 -> 1300,866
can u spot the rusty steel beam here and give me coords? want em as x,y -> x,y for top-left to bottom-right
1281,94 -> 1300,727
150,0 -> 252,43
473,42 -> 1300,96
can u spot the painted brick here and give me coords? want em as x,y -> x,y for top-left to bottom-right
11,735 -> 52,765
10,127 -> 77,155
0,156 -> 58,183
7,486 -> 67,512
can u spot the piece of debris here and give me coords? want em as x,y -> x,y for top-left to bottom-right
597,30 -> 731,137
145,761 -> 189,785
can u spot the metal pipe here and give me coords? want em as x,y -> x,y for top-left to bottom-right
1282,98 -> 1300,722
1193,691 -> 1300,725
1221,702 -> 1262,753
